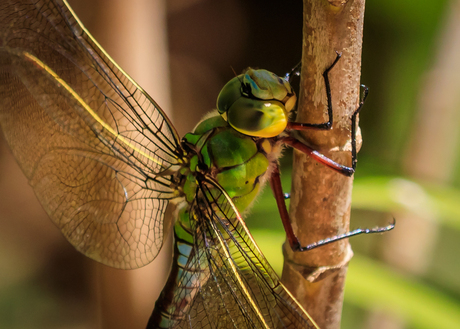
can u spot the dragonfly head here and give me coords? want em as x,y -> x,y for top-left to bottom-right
216,69 -> 297,138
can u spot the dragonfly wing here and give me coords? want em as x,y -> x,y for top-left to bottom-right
0,0 -> 181,269
159,178 -> 319,328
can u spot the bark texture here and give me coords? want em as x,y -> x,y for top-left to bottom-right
281,1 -> 366,328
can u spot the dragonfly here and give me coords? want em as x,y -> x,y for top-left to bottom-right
0,0 -> 394,328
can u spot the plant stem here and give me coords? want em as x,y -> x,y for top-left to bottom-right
282,1 -> 366,328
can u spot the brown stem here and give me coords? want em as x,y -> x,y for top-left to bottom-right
281,1 -> 365,328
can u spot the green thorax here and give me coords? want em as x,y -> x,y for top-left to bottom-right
177,114 -> 271,226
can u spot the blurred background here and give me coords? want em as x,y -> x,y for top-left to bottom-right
0,0 -> 459,328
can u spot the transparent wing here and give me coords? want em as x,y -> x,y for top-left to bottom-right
152,178 -> 319,328
0,0 -> 182,269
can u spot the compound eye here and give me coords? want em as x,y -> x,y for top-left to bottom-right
227,98 -> 287,138
216,68 -> 297,136
216,76 -> 242,115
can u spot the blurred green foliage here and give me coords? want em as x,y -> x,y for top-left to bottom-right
360,0 -> 450,174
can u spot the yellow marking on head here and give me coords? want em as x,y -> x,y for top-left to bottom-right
261,139 -> 272,154
23,52 -> 163,167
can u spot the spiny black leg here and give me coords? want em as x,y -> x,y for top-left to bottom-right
299,219 -> 396,251
321,51 -> 342,130
272,170 -> 395,252
275,54 -> 386,253
286,51 -> 341,131
351,84 -> 369,169
283,63 -> 370,177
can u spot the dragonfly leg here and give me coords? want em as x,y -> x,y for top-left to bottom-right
300,219 -> 395,251
283,81 -> 369,176
285,61 -> 302,82
284,50 -> 369,175
270,165 -> 395,251
282,136 -> 354,176
351,84 -> 369,169
286,51 -> 342,131
269,164 -> 302,251
269,164 -> 396,252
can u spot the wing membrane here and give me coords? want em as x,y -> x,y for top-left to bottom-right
154,178 -> 319,328
0,0 -> 181,268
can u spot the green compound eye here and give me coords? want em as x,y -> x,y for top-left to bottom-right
216,68 -> 296,138
217,75 -> 242,115
226,98 -> 287,138
244,69 -> 290,100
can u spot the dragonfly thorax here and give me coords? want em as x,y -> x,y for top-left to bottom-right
216,68 -> 297,138
180,114 -> 274,215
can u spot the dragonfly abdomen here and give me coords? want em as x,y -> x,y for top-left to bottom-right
147,223 -> 210,328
